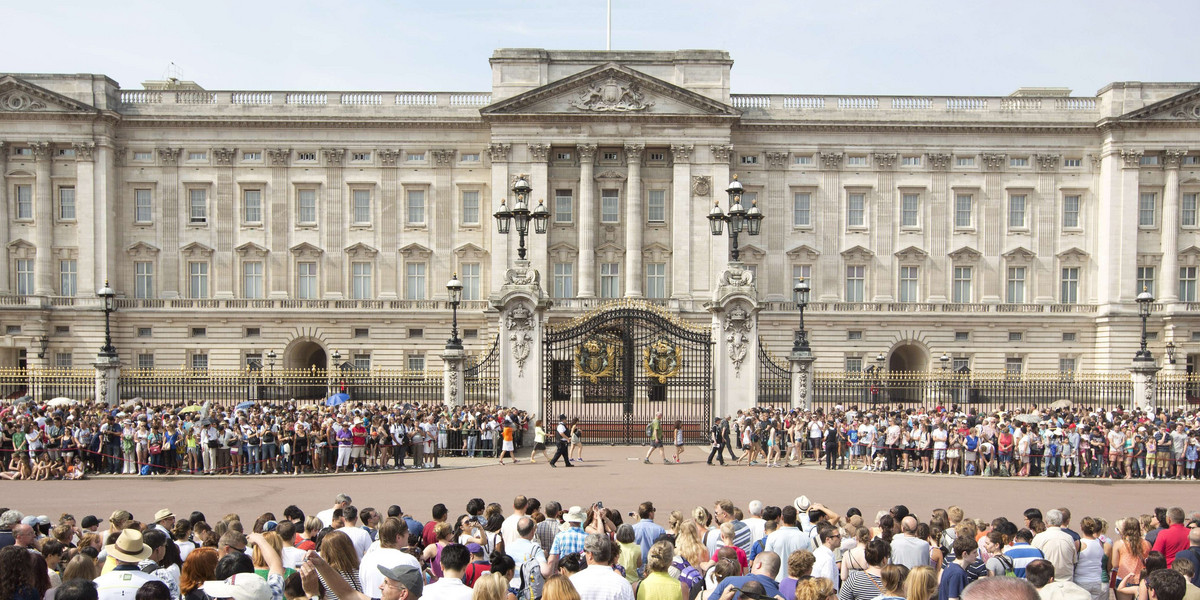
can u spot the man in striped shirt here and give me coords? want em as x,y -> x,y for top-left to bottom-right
1003,529 -> 1045,579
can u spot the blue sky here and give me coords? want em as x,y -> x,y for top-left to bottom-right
7,0 -> 1198,96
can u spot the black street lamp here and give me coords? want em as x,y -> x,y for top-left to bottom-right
97,280 -> 117,359
707,174 -> 764,261
446,273 -> 463,351
939,352 -> 950,372
1136,288 -> 1155,360
792,277 -> 810,353
493,175 -> 549,261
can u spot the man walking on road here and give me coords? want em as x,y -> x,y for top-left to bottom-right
549,414 -> 572,468
644,412 -> 668,465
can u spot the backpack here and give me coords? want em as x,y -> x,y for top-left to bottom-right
995,553 -> 1015,577
646,423 -> 654,438
516,547 -> 545,600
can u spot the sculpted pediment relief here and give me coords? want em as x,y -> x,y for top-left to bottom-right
739,243 -> 767,261
840,245 -> 874,262
454,243 -> 488,260
289,242 -> 323,258
1002,246 -> 1036,262
126,241 -> 160,257
0,75 -> 97,113
785,244 -> 821,262
948,246 -> 982,262
1120,86 -> 1200,122
1056,247 -> 1089,262
481,63 -> 739,119
894,246 -> 929,262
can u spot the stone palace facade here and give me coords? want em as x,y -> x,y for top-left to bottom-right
1,48 -> 1199,375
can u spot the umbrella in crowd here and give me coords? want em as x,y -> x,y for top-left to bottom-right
325,392 -> 350,407
235,401 -> 257,411
47,397 -> 76,407
13,395 -> 33,405
1015,413 -> 1043,424
177,405 -> 203,414
1049,399 -> 1073,410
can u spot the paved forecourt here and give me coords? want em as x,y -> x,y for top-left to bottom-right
8,446 -> 1193,524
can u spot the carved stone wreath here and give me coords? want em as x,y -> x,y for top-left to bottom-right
691,176 -> 712,197
723,303 -> 753,377
1171,102 -> 1200,120
0,91 -> 48,112
570,77 -> 653,112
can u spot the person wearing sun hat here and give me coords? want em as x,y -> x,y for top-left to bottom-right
202,572 -> 274,600
153,508 -> 175,536
93,529 -> 168,599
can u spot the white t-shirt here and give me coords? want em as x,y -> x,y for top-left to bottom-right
282,545 -> 308,570
359,547 -> 422,600
316,508 -> 336,529
423,576 -> 475,600
501,513 -> 523,548
932,429 -> 948,450
339,525 -> 374,559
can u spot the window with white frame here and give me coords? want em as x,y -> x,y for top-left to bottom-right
1141,155 -> 1159,166
1183,193 -> 1198,227
792,265 -> 811,292
354,354 -> 372,371
461,190 -> 480,225
243,189 -> 263,224
242,151 -> 261,161
132,151 -> 152,161
793,192 -> 811,227
135,189 -> 152,223
16,184 -> 33,220
58,187 -> 75,220
1139,192 -> 1157,227
297,262 -> 318,299
646,262 -> 666,298
1005,357 -> 1023,374
352,151 -> 371,162
461,153 -> 480,162
351,261 -> 373,299
243,261 -> 264,299
955,331 -> 969,341
1137,266 -> 1155,297
296,189 -> 317,225
740,155 -> 758,164
353,189 -> 371,224
902,156 -> 921,167
406,355 -> 425,371
1010,157 -> 1029,167
1063,194 -> 1081,228
846,265 -> 865,302
188,261 -> 209,298
1059,358 -> 1077,373
647,190 -> 666,223
405,262 -> 426,300
15,259 -> 33,295
901,193 -> 920,227
554,190 -> 573,223
406,152 -> 425,162
137,353 -> 155,369
55,352 -> 72,368
553,262 -> 574,298
187,151 -> 207,161
952,266 -> 972,303
847,193 -> 865,227
1063,332 -> 1077,342
460,263 -> 481,300
794,155 -> 814,165
406,189 -> 425,224
600,262 -> 620,298
296,151 -> 317,162
1006,266 -> 1026,303
846,156 -> 867,166
898,266 -> 919,303
1063,158 -> 1082,167
1060,267 -> 1079,304
956,156 -> 975,167
601,190 -> 619,223
955,194 -> 973,227
952,357 -> 970,371
1008,194 -> 1027,228
845,357 -> 863,372
189,189 -> 207,224
1180,266 -> 1198,302
59,260 -> 76,296
135,261 -> 154,299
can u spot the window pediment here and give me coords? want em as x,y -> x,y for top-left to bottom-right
346,242 -> 380,258
6,239 -> 36,259
738,244 -> 767,262
290,242 -> 323,259
235,242 -> 269,258
894,246 -> 929,262
643,242 -> 671,262
126,241 -> 160,258
840,245 -> 874,262
948,246 -> 983,262
454,243 -> 488,261
1002,246 -> 1036,262
786,244 -> 821,262
180,242 -> 214,258
1056,247 -> 1089,263
548,243 -> 578,262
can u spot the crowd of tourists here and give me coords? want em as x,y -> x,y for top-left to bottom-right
1,494 -> 1199,600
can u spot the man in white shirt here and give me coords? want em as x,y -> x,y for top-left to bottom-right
423,543 -> 474,600
93,530 -> 167,600
277,521 -> 307,570
549,415 -> 572,467
317,493 -> 353,529
501,495 -> 530,548
571,534 -> 635,600
360,518 -> 422,600
743,500 -> 766,546
339,506 -> 374,559
765,506 -> 810,582
507,517 -> 553,600
811,523 -> 840,592
1031,510 -> 1078,584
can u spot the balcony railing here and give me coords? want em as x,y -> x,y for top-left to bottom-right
731,93 -> 1099,122
118,89 -> 493,116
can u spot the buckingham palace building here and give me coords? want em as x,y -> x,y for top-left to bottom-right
2,48 -> 1200,377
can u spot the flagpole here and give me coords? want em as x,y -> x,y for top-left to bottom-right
606,0 -> 611,51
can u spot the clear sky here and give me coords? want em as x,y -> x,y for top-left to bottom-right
6,0 -> 1198,96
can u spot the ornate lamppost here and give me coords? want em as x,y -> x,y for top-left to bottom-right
446,273 -> 463,351
792,278 -> 810,353
97,280 -> 117,359
706,174 -> 764,261
493,175 -> 549,261
1136,288 -> 1155,360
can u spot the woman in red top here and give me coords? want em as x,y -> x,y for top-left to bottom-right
350,419 -> 367,472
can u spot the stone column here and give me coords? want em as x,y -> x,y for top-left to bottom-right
527,144 -> 550,278
213,148 -> 237,298
873,153 -> 897,302
268,148 -> 292,298
981,154 -> 1005,302
73,143 -> 97,296
763,151 -> 789,301
491,265 -> 550,441
670,145 -> 693,301
1035,154 -> 1060,303
577,144 -> 598,298
1161,150 -> 1186,303
159,148 -> 182,298
624,144 -> 645,297
32,142 -> 55,295
927,153 -> 951,302
1129,356 -> 1160,412
323,148 -> 346,298
442,347 -> 466,406
709,274 -> 759,419
487,143 -> 512,298
790,347 -> 814,411
0,142 -> 9,294
94,355 -> 120,407
432,149 -> 457,299
817,152 -> 842,301
378,149 -> 400,299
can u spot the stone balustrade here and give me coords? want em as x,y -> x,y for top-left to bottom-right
117,89 -> 493,116
731,93 -> 1099,122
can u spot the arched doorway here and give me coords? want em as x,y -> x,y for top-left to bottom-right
888,343 -> 929,372
884,341 -> 930,404
284,340 -> 328,371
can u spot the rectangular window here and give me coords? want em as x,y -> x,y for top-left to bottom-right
137,327 -> 152,338
553,263 -> 574,298
603,151 -> 619,161
243,152 -> 261,161
187,151 -> 207,161
58,187 -> 75,220
846,265 -> 865,302
601,189 -> 619,223
352,152 -> 371,162
135,262 -> 154,299
901,193 -> 920,227
1010,157 -> 1029,167
901,156 -> 921,166
245,327 -> 260,338
461,153 -> 480,162
1009,331 -> 1023,342
1184,194 -> 1198,227
554,190 -> 573,223
188,262 -> 209,299
846,156 -> 867,166
1180,266 -> 1198,302
406,189 -> 425,224
1140,192 -> 1157,226
189,189 -> 207,224
191,327 -> 206,338
793,192 -> 811,227
1137,266 -> 1156,297
460,263 -> 481,301
646,262 -> 667,298
353,189 -> 372,224
847,193 -> 865,227
242,261 -> 264,299
649,152 -> 665,161
4,325 -> 20,335
1006,266 -> 1026,303
137,354 -> 155,369
845,357 -> 863,372
352,354 -> 371,371
16,184 -> 32,219
352,262 -> 374,299
1060,267 -> 1079,304
1063,194 -> 1081,228
952,358 -> 970,371
135,189 -> 153,223
405,262 -> 426,300
1005,357 -> 1024,374
1059,358 -> 1077,373
297,152 -> 316,162
297,189 -> 317,224
1063,332 -> 1077,342
740,155 -> 758,164
461,190 -> 480,225
15,259 -> 33,295
406,355 -> 424,372
956,156 -> 975,167
191,353 -> 209,373
647,190 -> 666,223
407,152 -> 425,162
600,263 -> 620,298
846,331 -> 863,341
955,331 -> 970,342
794,155 -> 814,165
898,266 -> 919,303
955,194 -> 973,227
792,265 -> 811,291
1008,194 -> 1026,228
355,328 -> 370,339
59,260 -> 77,297
1064,158 -> 1082,167
55,353 -> 72,368
1141,155 -> 1159,166
132,151 -> 152,161
297,262 -> 318,299
952,266 -> 973,303
243,189 -> 262,223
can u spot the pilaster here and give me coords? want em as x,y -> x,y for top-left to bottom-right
927,153 -> 951,302
709,145 -> 734,292
818,152 -> 842,301
490,262 -> 550,426
378,149 -> 400,300
158,147 -> 182,298
764,151 -> 789,301
709,275 -> 759,419
670,144 -> 693,301
323,148 -> 346,298
213,147 -> 237,299
73,143 -> 97,296
1161,149 -> 1186,303
981,153 -> 1005,302
527,144 -> 550,281
0,142 -> 7,293
874,153 -> 897,302
488,143 -> 512,297
32,142 -> 54,295
1035,154 -> 1059,304
432,149 -> 457,300
624,143 -> 644,297
577,144 -> 598,297
268,148 -> 292,298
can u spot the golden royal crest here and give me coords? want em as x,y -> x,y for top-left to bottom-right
575,338 -> 616,384
643,339 -> 682,383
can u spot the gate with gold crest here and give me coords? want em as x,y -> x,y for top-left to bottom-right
543,300 -> 713,444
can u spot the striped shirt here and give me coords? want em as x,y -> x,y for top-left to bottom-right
1003,543 -> 1045,578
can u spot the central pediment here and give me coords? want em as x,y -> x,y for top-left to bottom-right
481,63 -> 739,120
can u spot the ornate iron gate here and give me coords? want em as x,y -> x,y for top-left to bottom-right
544,300 -> 713,444
465,336 -> 501,404
757,342 -> 791,409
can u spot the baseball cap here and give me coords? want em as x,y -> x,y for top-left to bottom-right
378,564 -> 423,597
466,543 -> 484,554
202,573 -> 273,600
81,515 -> 100,529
